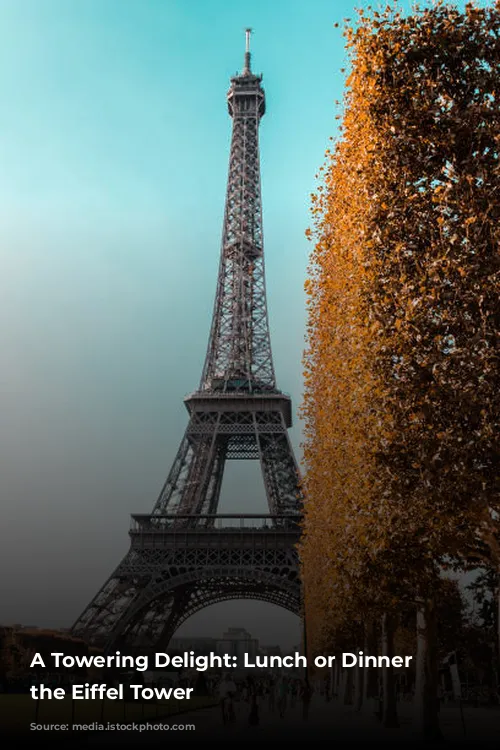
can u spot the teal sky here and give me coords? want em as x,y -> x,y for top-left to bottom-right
0,0 -> 474,645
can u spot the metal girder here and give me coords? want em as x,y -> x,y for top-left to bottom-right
200,64 -> 273,393
72,523 -> 301,650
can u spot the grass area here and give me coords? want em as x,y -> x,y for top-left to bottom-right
1,693 -> 216,735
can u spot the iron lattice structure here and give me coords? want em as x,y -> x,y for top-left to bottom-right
72,32 -> 303,652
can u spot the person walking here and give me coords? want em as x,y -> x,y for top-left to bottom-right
219,673 -> 236,724
302,678 -> 313,720
241,681 -> 249,703
268,678 -> 276,712
289,679 -> 296,709
246,676 -> 259,726
277,676 -> 288,719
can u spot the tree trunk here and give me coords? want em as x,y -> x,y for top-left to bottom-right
336,656 -> 342,696
332,658 -> 338,699
497,571 -> 500,685
381,612 -> 399,728
341,667 -> 353,705
414,597 -> 442,740
354,657 -> 364,711
340,668 -> 348,704
346,668 -> 354,705
363,621 -> 379,716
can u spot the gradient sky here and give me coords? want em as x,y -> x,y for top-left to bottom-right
0,0 -> 475,647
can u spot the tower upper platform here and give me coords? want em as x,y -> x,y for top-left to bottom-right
227,28 -> 265,118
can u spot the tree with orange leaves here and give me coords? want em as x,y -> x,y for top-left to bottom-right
301,1 -> 500,740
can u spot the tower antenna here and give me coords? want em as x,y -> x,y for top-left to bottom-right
243,27 -> 252,73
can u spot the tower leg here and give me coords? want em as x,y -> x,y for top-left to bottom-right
257,417 -> 302,515
152,428 -> 226,519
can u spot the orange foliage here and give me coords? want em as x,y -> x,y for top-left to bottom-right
301,1 -> 500,655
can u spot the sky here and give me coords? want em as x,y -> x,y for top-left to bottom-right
0,0 -> 478,648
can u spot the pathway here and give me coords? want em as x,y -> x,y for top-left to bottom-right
80,696 -> 500,744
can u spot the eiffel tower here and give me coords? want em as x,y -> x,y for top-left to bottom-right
72,30 -> 303,652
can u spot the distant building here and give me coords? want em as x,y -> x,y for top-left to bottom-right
168,637 -> 217,655
0,626 -> 92,679
216,627 -> 258,666
260,645 -> 282,658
